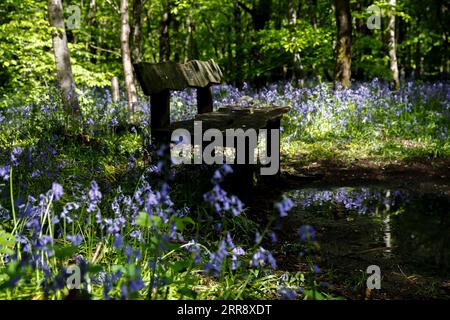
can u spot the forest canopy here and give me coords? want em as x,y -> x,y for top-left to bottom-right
0,0 -> 448,106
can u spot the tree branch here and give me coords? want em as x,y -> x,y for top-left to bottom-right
89,44 -> 121,56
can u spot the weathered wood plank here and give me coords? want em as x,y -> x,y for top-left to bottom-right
165,106 -> 289,134
134,59 -> 223,95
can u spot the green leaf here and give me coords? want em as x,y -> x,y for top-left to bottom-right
54,245 -> 79,259
136,212 -> 162,228
0,230 -> 15,255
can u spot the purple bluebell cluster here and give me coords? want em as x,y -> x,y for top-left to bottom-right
275,196 -> 295,217
2,79 -> 445,299
291,187 -> 409,216
203,166 -> 244,217
250,247 -> 277,270
0,145 -> 288,299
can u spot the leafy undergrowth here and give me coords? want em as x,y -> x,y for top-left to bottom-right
0,80 -> 449,300
0,86 -> 325,300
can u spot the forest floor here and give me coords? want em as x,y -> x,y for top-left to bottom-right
251,155 -> 450,300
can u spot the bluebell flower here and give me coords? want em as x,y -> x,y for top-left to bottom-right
205,239 -> 228,277
267,252 -> 277,269
130,229 -> 143,242
0,165 -> 10,181
11,146 -> 23,166
114,234 -> 124,249
270,231 -> 277,243
211,169 -> 223,184
278,286 -> 297,300
255,232 -> 262,244
275,196 -> 295,217
51,183 -> 64,201
313,264 -> 321,273
226,233 -> 235,249
67,234 -> 83,247
120,284 -> 128,300
129,276 -> 145,292
89,181 -> 102,202
203,185 -> 244,217
251,247 -> 267,267
298,225 -> 316,242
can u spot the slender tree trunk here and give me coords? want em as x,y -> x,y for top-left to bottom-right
173,15 -> 181,62
120,0 -> 138,122
238,0 -> 273,87
86,0 -> 98,63
234,4 -> 244,87
387,0 -> 400,90
289,0 -> 304,87
131,0 -> 144,63
159,0 -> 171,62
253,0 -> 272,31
184,13 -> 199,62
48,0 -> 79,114
334,0 -> 352,87
111,76 -> 119,103
437,0 -> 449,79
310,0 -> 317,29
184,13 -> 192,62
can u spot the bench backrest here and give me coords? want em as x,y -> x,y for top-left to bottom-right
134,59 -> 223,95
134,60 -> 224,143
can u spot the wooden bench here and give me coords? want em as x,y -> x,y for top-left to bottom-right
134,59 -> 289,178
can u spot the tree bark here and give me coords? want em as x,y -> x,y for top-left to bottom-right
48,0 -> 79,114
310,0 -> 318,29
131,0 -> 143,63
111,76 -> 119,103
238,0 -> 272,31
238,0 -> 273,87
334,0 -> 352,87
234,4 -> 244,87
184,13 -> 198,62
289,0 -> 304,88
173,14 -> 181,62
120,0 -> 138,122
387,0 -> 400,90
87,0 -> 98,63
159,0 -> 171,62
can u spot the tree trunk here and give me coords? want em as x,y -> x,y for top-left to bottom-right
238,0 -> 273,87
334,0 -> 352,87
159,0 -> 171,62
310,0 -> 318,29
111,76 -> 119,103
131,0 -> 144,63
48,0 -> 79,114
87,0 -> 98,63
184,13 -> 198,62
234,4 -> 244,87
253,0 -> 272,31
289,0 -> 304,88
173,14 -> 181,62
387,0 -> 400,90
120,0 -> 138,122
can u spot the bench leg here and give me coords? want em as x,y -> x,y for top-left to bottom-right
230,135 -> 254,204
265,118 -> 281,177
150,91 -> 171,176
